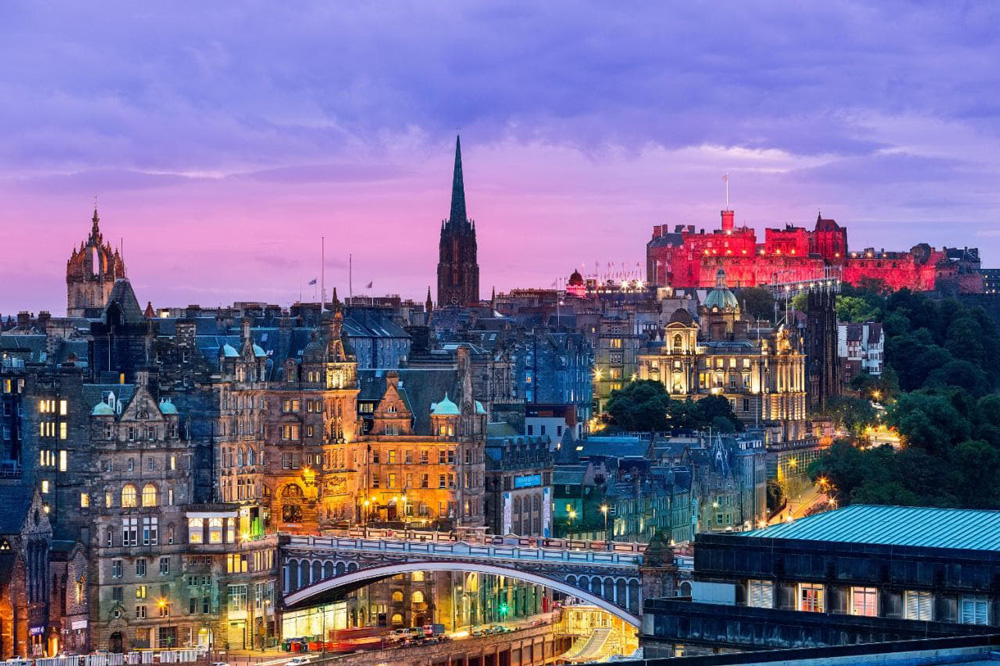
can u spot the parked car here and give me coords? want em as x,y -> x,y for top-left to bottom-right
286,657 -> 313,666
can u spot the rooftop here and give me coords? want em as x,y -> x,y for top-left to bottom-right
744,504 -> 1000,552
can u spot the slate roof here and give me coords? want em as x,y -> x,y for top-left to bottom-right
576,436 -> 651,460
357,368 -> 462,435
744,505 -> 1000,552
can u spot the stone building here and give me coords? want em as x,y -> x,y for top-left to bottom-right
638,270 -> 808,442
0,488 -> 53,658
484,436 -> 552,537
66,208 -> 127,318
437,136 -> 480,308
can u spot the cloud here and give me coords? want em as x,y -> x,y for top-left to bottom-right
0,1 -> 999,313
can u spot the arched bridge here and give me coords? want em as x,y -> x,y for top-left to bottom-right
280,535 -> 645,626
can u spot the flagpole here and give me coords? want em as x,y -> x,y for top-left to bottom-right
349,254 -> 353,302
321,236 -> 326,310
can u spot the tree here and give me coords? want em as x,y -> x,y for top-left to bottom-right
837,295 -> 881,323
823,395 -> 877,437
888,392 -> 971,457
739,287 -> 775,323
693,394 -> 743,432
766,478 -> 786,514
605,380 -> 672,432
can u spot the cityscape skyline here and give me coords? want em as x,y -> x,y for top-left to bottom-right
2,2 -> 999,313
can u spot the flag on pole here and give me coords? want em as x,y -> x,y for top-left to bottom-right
308,278 -> 317,285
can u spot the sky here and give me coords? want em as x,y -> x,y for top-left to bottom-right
1,1 -> 999,314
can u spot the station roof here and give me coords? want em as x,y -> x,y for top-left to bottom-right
745,504 -> 1000,552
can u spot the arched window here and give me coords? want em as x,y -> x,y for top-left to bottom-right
673,333 -> 684,352
411,571 -> 425,582
121,484 -> 137,508
391,591 -> 404,603
142,484 -> 157,507
412,591 -> 424,604
237,448 -> 244,467
247,448 -> 255,465
390,613 -> 403,627
209,518 -> 224,544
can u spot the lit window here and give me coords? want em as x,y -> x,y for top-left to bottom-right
188,518 -> 204,544
80,493 -> 90,508
851,587 -> 878,617
59,422 -> 67,440
209,518 -> 223,544
41,480 -> 49,494
59,450 -> 67,471
121,485 -> 137,508
142,484 -> 158,507
797,583 -> 824,613
59,400 -> 67,416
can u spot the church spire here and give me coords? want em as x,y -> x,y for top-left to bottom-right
449,135 -> 467,225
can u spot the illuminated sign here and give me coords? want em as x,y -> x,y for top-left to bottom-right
514,474 -> 541,489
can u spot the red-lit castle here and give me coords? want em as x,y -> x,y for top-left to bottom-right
646,209 -> 983,293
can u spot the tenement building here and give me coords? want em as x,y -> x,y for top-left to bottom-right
638,269 -> 808,441
641,505 -> 1000,657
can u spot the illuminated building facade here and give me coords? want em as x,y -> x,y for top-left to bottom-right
638,270 -> 808,442
647,210 -> 982,293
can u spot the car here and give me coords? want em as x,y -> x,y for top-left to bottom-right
286,658 -> 313,666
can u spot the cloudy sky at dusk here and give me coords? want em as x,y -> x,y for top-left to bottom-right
1,2 -> 999,314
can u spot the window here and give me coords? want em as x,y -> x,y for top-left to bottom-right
59,450 -> 67,470
136,584 -> 147,599
439,474 -> 446,489
112,560 -> 123,578
136,559 -> 147,577
228,584 -> 248,612
851,587 -> 877,617
142,484 -> 158,507
905,590 -> 932,621
188,518 -> 203,544
747,580 -> 773,609
123,518 -> 138,547
135,605 -> 146,619
411,571 -> 425,582
41,480 -> 49,494
388,473 -> 396,489
961,595 -> 988,626
209,518 -> 223,544
80,492 -> 90,508
142,517 -> 158,546
420,450 -> 428,464
281,424 -> 300,440
388,450 -> 397,464
798,583 -> 824,613
412,591 -> 424,604
391,590 -> 404,603
122,484 -> 138,508
159,557 -> 170,575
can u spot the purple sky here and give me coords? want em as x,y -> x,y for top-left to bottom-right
2,2 -> 999,315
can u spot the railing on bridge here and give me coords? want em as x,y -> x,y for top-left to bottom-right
332,527 -> 645,554
286,535 -> 643,567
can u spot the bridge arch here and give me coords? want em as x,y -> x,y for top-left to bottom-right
284,560 -> 641,627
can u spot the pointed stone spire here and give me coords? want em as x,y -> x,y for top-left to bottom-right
490,286 -> 496,309
425,286 -> 433,313
144,301 -> 155,319
331,286 -> 341,313
91,205 -> 101,240
449,135 -> 467,226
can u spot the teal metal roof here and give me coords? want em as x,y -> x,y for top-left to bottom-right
744,504 -> 1000,552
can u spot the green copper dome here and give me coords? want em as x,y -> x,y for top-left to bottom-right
431,393 -> 461,416
703,268 -> 739,311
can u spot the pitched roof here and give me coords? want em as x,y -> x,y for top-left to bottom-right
744,504 -> 1000,552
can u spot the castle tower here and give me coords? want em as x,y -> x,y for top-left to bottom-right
437,136 -> 480,307
66,207 -> 126,317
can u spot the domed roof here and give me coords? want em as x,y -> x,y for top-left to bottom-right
158,399 -> 178,415
568,269 -> 584,286
221,344 -> 239,358
668,307 -> 695,325
252,343 -> 267,358
92,402 -> 115,416
703,268 -> 739,311
475,400 -> 487,415
302,333 -> 326,363
431,393 -> 460,416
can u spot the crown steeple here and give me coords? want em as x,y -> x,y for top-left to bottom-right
449,135 -> 467,226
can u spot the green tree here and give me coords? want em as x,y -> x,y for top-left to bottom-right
738,287 -> 775,323
837,295 -> 881,323
605,380 -> 672,432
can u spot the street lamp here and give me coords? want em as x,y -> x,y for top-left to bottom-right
600,505 -> 609,539
568,509 -> 577,535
